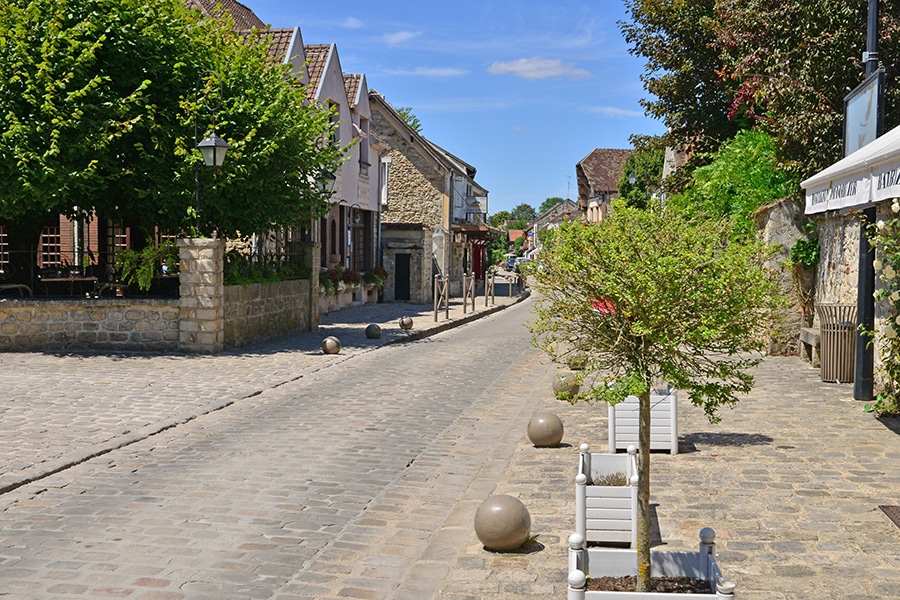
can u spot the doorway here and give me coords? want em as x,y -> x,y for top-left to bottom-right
394,253 -> 410,301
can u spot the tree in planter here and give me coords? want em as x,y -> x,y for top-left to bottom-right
530,203 -> 783,591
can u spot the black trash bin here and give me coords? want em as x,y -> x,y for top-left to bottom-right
815,304 -> 857,383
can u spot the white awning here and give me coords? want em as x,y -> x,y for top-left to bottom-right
802,122 -> 900,214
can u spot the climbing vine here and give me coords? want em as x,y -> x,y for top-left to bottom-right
865,203 -> 900,415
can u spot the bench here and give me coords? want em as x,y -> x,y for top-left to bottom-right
800,326 -> 820,367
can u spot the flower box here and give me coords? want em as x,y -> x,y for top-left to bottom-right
567,528 -> 736,599
576,443 -> 638,548
608,388 -> 678,455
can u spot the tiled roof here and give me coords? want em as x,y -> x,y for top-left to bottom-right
576,148 -> 633,199
265,28 -> 294,64
238,28 -> 295,65
343,74 -> 361,109
187,0 -> 266,30
304,44 -> 332,102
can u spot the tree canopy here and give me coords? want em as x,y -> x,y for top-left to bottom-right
622,0 -> 900,181
667,130 -> 794,238
539,197 -> 565,214
0,0 -> 344,237
620,0 -> 739,156
510,202 -> 537,223
617,145 -> 664,210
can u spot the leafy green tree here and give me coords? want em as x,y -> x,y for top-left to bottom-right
667,130 -> 794,238
539,197 -> 564,214
715,0 -> 900,177
390,104 -> 422,133
510,202 -> 536,223
617,147 -> 664,210
192,20 -> 345,237
620,0 -> 739,155
0,0 -> 343,238
530,204 -> 782,591
488,210 -> 512,229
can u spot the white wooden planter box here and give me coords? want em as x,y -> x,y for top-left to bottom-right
608,388 -> 678,455
567,528 -> 736,599
576,443 -> 638,548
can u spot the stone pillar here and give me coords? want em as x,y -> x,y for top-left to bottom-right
304,241 -> 320,330
178,238 -> 225,354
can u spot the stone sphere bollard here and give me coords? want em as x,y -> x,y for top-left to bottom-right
321,336 -> 341,354
399,316 -> 414,330
527,412 -> 564,447
552,372 -> 580,398
365,323 -> 382,339
473,494 -> 531,551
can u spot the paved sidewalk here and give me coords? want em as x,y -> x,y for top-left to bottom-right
0,284 -> 527,499
424,356 -> 900,600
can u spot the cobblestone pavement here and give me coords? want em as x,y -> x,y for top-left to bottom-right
2,286 -> 900,600
426,355 -> 900,600
0,287 -> 523,497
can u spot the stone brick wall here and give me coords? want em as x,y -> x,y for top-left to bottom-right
224,280 -> 312,349
381,149 -> 444,228
0,238 -> 321,354
755,197 -> 809,354
0,299 -> 180,352
816,210 -> 863,308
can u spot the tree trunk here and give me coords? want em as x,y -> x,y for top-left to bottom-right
636,388 -> 652,592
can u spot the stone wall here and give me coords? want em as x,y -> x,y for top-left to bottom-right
381,149 -> 445,227
816,210 -> 862,308
755,197 -> 809,355
381,225 -> 433,304
0,238 -> 321,354
224,279 -> 313,349
0,299 -> 180,352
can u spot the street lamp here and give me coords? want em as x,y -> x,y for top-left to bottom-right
193,71 -> 228,234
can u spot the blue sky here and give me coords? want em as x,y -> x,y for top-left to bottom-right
246,0 -> 666,215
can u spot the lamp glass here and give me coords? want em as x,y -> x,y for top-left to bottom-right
197,133 -> 228,167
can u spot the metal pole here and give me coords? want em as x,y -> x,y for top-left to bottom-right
855,0 -> 879,401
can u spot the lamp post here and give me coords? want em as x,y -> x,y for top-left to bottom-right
193,71 -> 228,235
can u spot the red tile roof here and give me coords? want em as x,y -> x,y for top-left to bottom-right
187,0 -> 265,30
304,44 -> 331,101
576,148 -> 633,201
343,74 -> 361,109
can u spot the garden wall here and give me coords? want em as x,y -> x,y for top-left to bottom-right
0,299 -> 180,352
224,279 -> 315,349
0,238 -> 323,354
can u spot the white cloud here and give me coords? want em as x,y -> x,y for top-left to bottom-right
487,57 -> 590,80
386,67 -> 468,77
384,31 -> 422,45
589,106 -> 645,118
342,17 -> 364,29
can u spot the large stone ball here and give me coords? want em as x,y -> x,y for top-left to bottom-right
473,494 -> 531,552
527,412 -> 564,447
552,372 -> 580,399
399,316 -> 414,330
321,336 -> 341,354
365,323 -> 382,339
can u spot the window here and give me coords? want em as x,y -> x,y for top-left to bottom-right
39,226 -> 62,268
